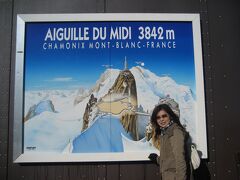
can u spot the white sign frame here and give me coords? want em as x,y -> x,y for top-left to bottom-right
13,13 -> 207,163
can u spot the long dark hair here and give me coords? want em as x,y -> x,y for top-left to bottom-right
151,104 -> 185,137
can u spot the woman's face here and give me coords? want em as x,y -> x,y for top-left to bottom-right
156,110 -> 171,128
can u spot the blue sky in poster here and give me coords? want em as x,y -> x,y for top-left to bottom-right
24,21 -> 196,93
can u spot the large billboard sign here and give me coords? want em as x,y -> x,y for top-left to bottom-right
13,14 -> 207,162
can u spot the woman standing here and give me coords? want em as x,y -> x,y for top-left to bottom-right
148,104 -> 193,180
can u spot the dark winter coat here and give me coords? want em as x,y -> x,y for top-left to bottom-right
156,123 -> 193,180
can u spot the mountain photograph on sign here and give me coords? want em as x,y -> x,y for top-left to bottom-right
23,21 -> 197,154
24,58 -> 196,153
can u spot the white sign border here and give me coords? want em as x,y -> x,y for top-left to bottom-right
13,13 -> 207,163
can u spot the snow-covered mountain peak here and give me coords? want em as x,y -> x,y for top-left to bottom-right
130,65 -> 194,99
24,100 -> 56,122
96,68 -> 120,83
90,68 -> 120,98
131,66 -> 176,85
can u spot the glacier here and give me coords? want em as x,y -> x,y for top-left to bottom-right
72,115 -> 133,153
24,111 -> 82,152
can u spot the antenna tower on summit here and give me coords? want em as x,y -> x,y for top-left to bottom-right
124,56 -> 128,70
